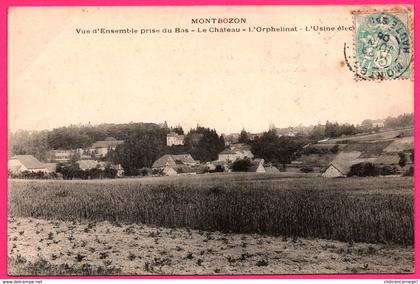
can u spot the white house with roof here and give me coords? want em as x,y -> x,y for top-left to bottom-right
91,137 -> 124,158
167,132 -> 185,146
8,155 -> 49,173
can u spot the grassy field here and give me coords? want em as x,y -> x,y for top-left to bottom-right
8,174 -> 413,246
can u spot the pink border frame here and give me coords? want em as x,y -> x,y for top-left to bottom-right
0,0 -> 417,280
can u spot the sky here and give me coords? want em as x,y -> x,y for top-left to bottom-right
8,6 -> 414,134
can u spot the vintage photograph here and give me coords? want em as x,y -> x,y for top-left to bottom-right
7,6 -> 414,275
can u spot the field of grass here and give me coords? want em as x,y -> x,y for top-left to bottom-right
320,128 -> 413,144
8,174 -> 413,246
384,137 -> 415,153
342,141 -> 393,158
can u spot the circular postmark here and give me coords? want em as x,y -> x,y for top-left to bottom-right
354,12 -> 412,80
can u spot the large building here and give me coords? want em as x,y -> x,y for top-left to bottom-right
48,149 -> 74,163
166,132 -> 185,146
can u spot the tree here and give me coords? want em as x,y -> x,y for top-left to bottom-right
361,119 -> 373,130
169,127 -> 225,162
384,113 -> 414,129
110,128 -> 168,175
251,130 -> 305,167
309,124 -> 325,141
171,125 -> 184,135
238,129 -> 251,144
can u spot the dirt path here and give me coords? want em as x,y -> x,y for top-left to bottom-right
8,217 -> 413,275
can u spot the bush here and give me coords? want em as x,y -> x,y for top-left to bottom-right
380,165 -> 399,176
232,158 -> 252,172
348,163 -> 380,177
331,144 -> 340,154
152,168 -> 164,176
58,166 -> 117,180
8,171 -> 59,180
215,165 -> 224,172
139,167 -> 152,177
348,162 -> 400,177
300,166 -> 314,173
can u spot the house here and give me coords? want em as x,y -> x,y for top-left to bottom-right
218,149 -> 240,163
372,120 -> 385,128
321,151 -> 375,178
8,155 -> 48,173
248,159 -> 265,173
91,137 -> 124,158
76,148 -> 95,160
274,127 -> 297,137
43,163 -> 58,173
48,149 -> 74,163
218,144 -> 254,162
152,154 -> 197,176
163,166 -> 178,176
166,132 -> 185,146
97,161 -> 124,177
264,165 -> 281,174
76,160 -> 99,171
322,163 -> 348,178
153,154 -> 196,168
230,143 -> 254,159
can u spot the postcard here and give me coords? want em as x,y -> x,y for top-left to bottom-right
7,5 -> 414,276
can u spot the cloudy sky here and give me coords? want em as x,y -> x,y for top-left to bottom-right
8,6 -> 413,134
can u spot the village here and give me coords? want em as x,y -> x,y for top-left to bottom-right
7,116 -> 415,179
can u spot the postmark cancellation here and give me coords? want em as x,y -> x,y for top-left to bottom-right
352,7 -> 413,81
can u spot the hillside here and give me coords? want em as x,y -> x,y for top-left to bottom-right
292,127 -> 414,173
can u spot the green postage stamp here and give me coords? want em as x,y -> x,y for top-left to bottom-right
353,9 -> 413,80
